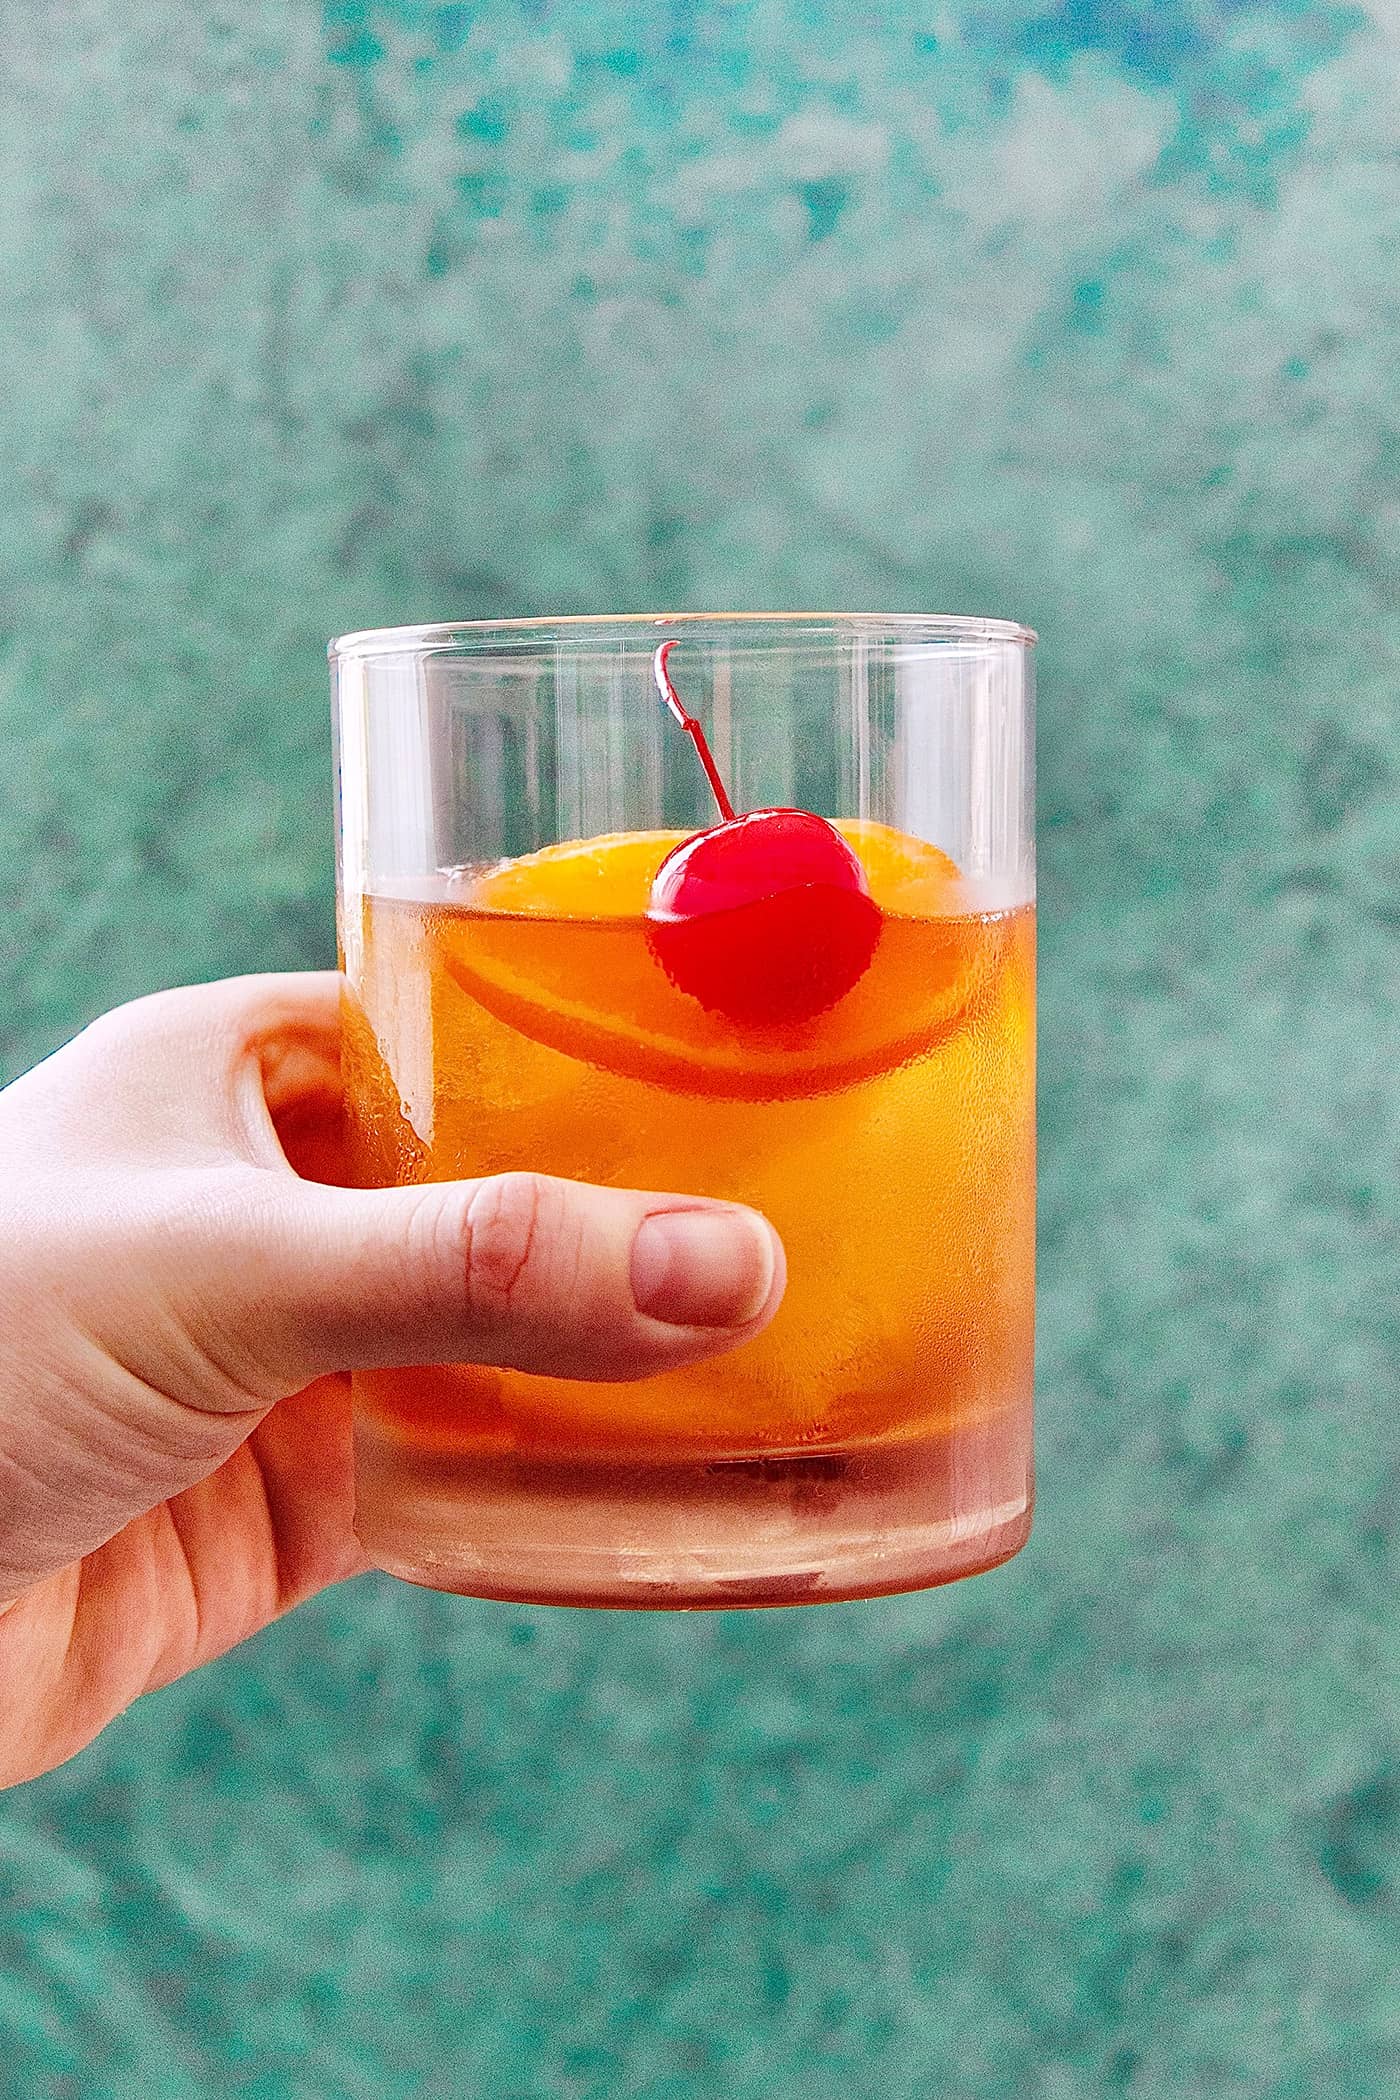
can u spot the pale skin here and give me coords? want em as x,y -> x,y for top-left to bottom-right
0,972 -> 785,1788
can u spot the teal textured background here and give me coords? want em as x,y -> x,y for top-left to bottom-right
2,2 -> 1399,2093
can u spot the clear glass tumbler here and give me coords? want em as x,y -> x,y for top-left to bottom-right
333,614 -> 1035,1608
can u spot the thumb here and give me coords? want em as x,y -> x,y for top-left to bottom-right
192,1170 -> 786,1400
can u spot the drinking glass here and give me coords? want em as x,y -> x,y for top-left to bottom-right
332,614 -> 1035,1608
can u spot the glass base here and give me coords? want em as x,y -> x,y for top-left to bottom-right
354,1413 -> 1033,1610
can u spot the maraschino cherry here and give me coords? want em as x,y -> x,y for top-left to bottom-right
645,641 -> 881,1025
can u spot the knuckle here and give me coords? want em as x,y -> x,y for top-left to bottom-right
76,984 -> 209,1055
460,1172 -> 551,1320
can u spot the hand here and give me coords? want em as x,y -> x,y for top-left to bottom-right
0,973 -> 785,1786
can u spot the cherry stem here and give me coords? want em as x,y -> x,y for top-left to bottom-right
653,640 -> 736,824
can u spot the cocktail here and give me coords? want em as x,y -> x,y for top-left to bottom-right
333,615 -> 1034,1607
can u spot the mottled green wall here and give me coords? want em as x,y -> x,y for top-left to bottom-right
2,3 -> 1398,2095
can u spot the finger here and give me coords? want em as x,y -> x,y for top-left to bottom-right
187,1171 -> 787,1398
0,1380 -> 369,1786
5,972 -> 345,1173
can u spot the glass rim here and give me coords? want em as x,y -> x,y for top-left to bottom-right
329,610 -> 1037,661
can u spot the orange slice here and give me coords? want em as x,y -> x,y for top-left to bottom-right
437,824 -> 1003,1100
463,831 -> 686,916
833,819 -> 961,912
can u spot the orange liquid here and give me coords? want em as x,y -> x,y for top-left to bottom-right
342,825 -> 1035,1606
